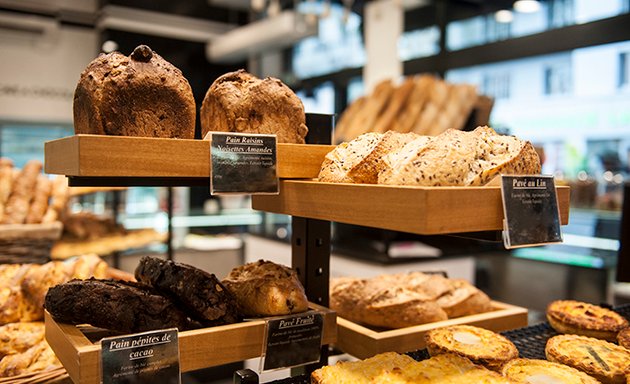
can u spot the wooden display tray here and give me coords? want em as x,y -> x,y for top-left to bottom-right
336,301 -> 527,359
45,304 -> 336,384
252,180 -> 571,235
44,135 -> 334,179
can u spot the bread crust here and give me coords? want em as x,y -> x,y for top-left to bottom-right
546,334 -> 630,384
74,45 -> 195,139
618,328 -> 630,349
318,132 -> 383,183
546,300 -> 629,342
201,70 -> 307,143
502,358 -> 601,384
1,160 -> 42,224
425,325 -> 519,371
222,260 -> 308,317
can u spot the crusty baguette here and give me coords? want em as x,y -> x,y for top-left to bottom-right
347,131 -> 419,184
0,162 -> 14,222
1,160 -> 42,224
333,96 -> 366,143
371,77 -> 416,134
345,79 -> 394,139
42,175 -> 69,223
318,132 -> 383,183
25,175 -> 52,224
394,75 -> 434,133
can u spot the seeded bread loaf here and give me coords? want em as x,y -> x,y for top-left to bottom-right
201,70 -> 308,143
378,135 -> 433,183
74,45 -> 195,138
318,132 -> 383,183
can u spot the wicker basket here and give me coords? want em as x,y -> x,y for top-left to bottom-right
0,222 -> 63,264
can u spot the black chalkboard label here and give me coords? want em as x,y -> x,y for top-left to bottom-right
101,328 -> 180,384
261,311 -> 323,371
501,175 -> 562,248
209,132 -> 279,195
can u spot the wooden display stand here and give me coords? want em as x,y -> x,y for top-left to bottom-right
45,304 -> 336,384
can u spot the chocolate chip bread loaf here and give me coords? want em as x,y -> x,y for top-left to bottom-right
45,279 -> 197,333
200,70 -> 308,143
74,45 -> 195,138
135,256 -> 240,326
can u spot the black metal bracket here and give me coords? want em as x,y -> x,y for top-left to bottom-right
616,182 -> 629,282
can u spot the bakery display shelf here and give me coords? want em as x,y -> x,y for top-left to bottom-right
50,229 -> 167,260
335,301 -> 527,359
45,303 -> 336,384
252,180 -> 570,235
44,135 -> 334,186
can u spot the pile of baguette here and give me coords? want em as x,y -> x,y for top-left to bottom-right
333,75 -> 491,143
0,159 -> 68,225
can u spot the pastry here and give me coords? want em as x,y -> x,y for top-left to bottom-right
42,175 -> 69,223
546,334 -> 630,384
222,260 -> 308,317
135,256 -> 240,325
200,69 -> 308,143
0,322 -> 45,358
502,358 -> 600,384
312,352 -> 515,383
0,160 -> 14,222
425,324 -> 519,371
547,300 -> 629,341
25,175 -> 51,224
45,278 -> 199,333
618,328 -> 630,349
74,45 -> 195,138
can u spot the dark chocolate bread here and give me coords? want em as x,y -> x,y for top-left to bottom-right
135,256 -> 240,326
45,279 -> 198,333
73,45 -> 195,138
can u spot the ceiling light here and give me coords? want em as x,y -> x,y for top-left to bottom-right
495,9 -> 513,23
514,0 -> 541,13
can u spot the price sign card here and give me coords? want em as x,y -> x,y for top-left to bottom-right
208,132 -> 279,195
101,328 -> 180,384
501,175 -> 562,249
261,311 -> 324,371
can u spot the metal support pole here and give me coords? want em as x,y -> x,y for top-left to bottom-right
167,187 -> 174,261
616,182 -> 629,282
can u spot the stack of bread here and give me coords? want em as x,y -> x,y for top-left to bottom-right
330,272 -> 492,329
319,126 -> 541,186
74,45 -> 308,144
0,322 -> 61,377
333,76 -> 489,143
0,159 -> 68,225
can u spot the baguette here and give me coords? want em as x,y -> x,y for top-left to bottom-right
333,96 -> 366,143
0,161 -> 14,222
1,160 -> 42,224
371,77 -> 416,133
25,175 -> 52,224
394,75 -> 434,133
41,175 -> 69,223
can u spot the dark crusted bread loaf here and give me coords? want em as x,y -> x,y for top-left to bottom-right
200,70 -> 308,143
73,45 -> 195,138
44,279 -> 197,333
135,256 -> 240,326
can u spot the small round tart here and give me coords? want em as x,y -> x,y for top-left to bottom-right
502,358 -> 600,384
618,328 -> 630,349
425,325 -> 518,371
546,334 -> 630,384
546,300 -> 628,341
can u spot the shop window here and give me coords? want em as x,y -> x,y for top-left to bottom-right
619,52 -> 630,88
547,0 -> 575,28
0,123 -> 72,168
347,77 -> 364,104
544,65 -> 572,95
296,81 -> 335,114
398,26 -> 440,61
482,72 -> 511,100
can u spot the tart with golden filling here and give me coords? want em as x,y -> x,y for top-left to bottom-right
618,328 -> 630,350
502,358 -> 600,384
425,325 -> 519,371
546,300 -> 628,341
546,334 -> 630,384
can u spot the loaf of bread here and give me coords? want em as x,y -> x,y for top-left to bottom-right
74,45 -> 195,138
1,160 -> 42,224
222,260 -> 308,317
135,256 -> 240,326
330,272 -> 491,329
318,132 -> 383,183
45,278 -> 199,333
201,70 -> 308,143
0,160 -> 14,222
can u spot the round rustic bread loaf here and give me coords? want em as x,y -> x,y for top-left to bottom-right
73,45 -> 195,138
200,70 -> 308,143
